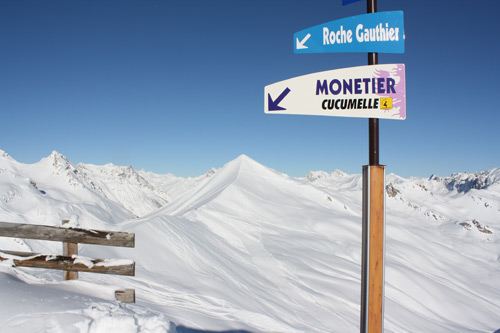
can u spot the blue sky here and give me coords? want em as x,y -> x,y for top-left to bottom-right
1,0 -> 499,178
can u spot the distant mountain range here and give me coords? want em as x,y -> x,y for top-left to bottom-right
0,148 -> 499,332
2,149 -> 498,222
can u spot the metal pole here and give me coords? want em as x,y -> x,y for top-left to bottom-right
368,0 -> 379,166
361,1 -> 386,333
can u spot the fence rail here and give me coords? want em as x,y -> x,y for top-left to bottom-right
0,220 -> 136,303
0,250 -> 135,276
0,221 -> 134,247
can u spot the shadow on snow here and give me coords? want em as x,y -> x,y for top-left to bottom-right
173,325 -> 253,333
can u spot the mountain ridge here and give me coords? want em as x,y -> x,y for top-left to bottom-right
0,148 -> 500,332
2,149 -> 500,224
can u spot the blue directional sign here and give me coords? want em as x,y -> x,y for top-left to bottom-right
294,11 -> 404,54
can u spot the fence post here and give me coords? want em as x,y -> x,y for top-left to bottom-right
62,220 -> 78,280
115,289 -> 136,303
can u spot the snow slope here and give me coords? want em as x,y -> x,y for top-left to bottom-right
307,168 -> 500,332
78,163 -> 171,218
0,149 -> 499,332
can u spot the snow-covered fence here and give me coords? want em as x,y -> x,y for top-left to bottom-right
0,220 -> 136,303
0,221 -> 135,247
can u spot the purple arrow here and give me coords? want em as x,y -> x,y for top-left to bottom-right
268,88 -> 291,111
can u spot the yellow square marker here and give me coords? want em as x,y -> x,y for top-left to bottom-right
380,98 -> 392,109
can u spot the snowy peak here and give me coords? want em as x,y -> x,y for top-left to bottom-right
431,168 -> 500,193
38,151 -> 76,178
0,149 -> 13,160
156,155 -> 264,216
79,163 -> 151,187
305,169 -> 363,193
196,154 -> 284,190
306,170 -> 329,181
203,167 -> 217,178
159,154 -> 350,228
78,163 -> 171,217
306,169 -> 348,181
0,151 -> 134,227
42,150 -> 72,171
34,151 -> 102,192
223,154 -> 278,177
0,149 -> 174,220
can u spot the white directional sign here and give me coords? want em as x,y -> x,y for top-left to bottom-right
265,64 -> 406,120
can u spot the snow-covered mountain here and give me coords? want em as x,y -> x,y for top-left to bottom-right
0,149 -> 499,332
78,163 -> 171,218
0,150 -> 133,229
307,167 -> 500,228
0,149 -> 205,223
431,168 -> 500,193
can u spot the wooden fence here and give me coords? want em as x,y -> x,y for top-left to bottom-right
0,220 -> 136,303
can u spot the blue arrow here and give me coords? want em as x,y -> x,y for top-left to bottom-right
268,88 -> 291,111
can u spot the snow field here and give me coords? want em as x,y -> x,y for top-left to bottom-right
0,149 -> 499,332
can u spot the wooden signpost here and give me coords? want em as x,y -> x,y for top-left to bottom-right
361,164 -> 385,332
265,0 -> 405,331
362,2 -> 386,331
